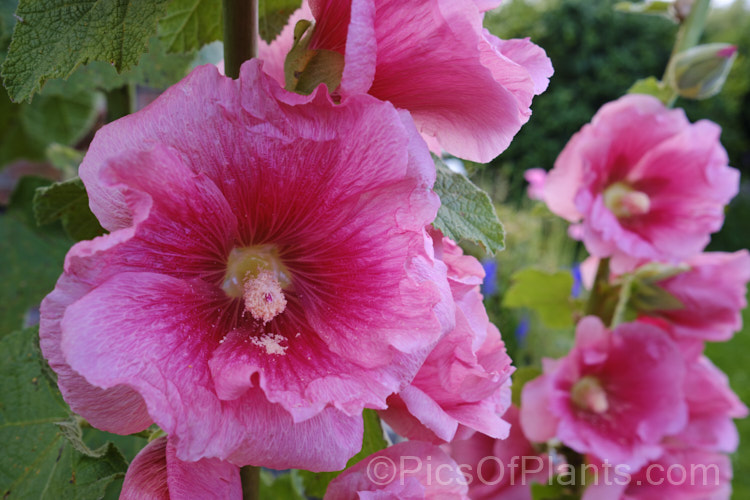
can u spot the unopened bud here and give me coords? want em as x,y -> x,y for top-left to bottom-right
666,43 -> 738,100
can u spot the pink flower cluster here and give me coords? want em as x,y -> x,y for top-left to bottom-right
507,94 -> 747,499
38,1 -> 548,498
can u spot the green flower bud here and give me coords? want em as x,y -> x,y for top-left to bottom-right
666,43 -> 738,100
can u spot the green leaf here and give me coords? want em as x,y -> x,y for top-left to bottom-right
34,178 -> 106,242
433,156 -> 505,255
260,471 -> 305,500
0,85 -> 99,170
503,268 -> 575,329
627,76 -> 674,104
299,409 -> 387,498
0,327 -> 129,499
2,0 -> 171,101
284,19 -> 344,95
0,181 -> 71,337
158,0 -> 222,53
259,0 -> 302,43
511,366 -> 542,407
54,37 -> 196,94
45,143 -> 85,179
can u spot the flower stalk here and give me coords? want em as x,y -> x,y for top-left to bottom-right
240,465 -> 260,500
223,0 -> 259,78
663,0 -> 711,106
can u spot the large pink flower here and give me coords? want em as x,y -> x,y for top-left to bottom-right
646,251 -> 750,342
325,441 -> 469,499
544,94 -> 739,272
520,317 -> 688,469
379,232 -> 513,443
121,437 -> 241,500
448,406 -> 553,500
261,0 -> 552,162
39,61 -> 453,471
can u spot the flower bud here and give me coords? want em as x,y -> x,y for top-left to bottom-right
666,43 -> 738,100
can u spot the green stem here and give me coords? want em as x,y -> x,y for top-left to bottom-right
671,0 -> 711,57
584,258 -> 610,317
105,85 -> 134,122
223,0 -> 259,79
240,465 -> 261,500
661,0 -> 712,106
609,275 -> 634,329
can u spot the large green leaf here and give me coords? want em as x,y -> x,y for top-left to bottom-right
0,179 -> 71,337
34,177 -> 106,242
299,409 -> 388,498
433,156 -> 505,255
503,268 -> 576,329
58,36 -> 196,94
0,86 -> 99,169
0,328 -> 129,499
259,0 -> 303,43
2,0 -> 171,101
158,0 -> 222,53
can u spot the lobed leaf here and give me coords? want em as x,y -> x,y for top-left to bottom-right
433,155 -> 505,254
34,177 -> 106,242
2,0 -> 171,101
0,327 -> 129,499
0,179 -> 71,337
158,0 -> 222,53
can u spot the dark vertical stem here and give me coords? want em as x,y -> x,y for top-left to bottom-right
240,465 -> 261,500
584,257 -> 610,317
223,0 -> 259,79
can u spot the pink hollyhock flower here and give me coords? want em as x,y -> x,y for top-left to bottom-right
645,251 -> 750,342
448,405 -> 553,500
121,437 -> 241,500
261,0 -> 552,162
520,316 -> 688,469
524,168 -> 547,201
40,61 -> 454,471
668,356 -> 747,454
583,448 -> 733,500
544,94 -> 739,272
325,441 -> 469,499
379,232 -> 513,443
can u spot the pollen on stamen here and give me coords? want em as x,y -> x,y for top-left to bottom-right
243,270 -> 287,323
